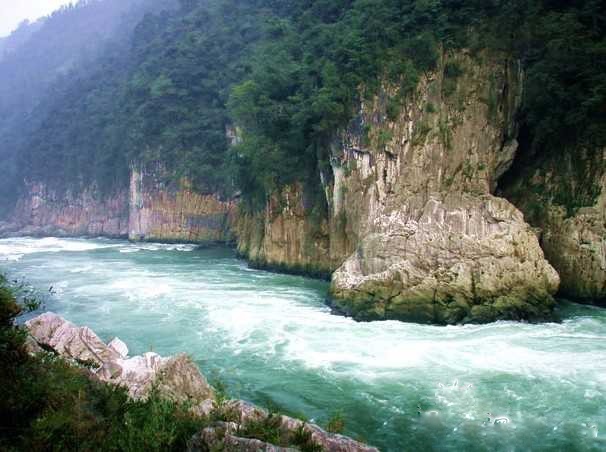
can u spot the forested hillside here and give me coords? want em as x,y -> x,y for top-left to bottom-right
0,0 -> 177,214
1,0 -> 605,216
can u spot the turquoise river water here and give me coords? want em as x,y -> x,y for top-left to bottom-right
1,236 -> 605,451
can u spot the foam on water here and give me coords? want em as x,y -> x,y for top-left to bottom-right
1,236 -> 605,451
0,236 -> 120,261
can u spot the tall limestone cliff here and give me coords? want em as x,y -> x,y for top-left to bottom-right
6,183 -> 129,237
327,51 -> 560,323
4,165 -> 234,245
128,165 -> 234,243
235,50 -> 560,323
11,50 -> 603,325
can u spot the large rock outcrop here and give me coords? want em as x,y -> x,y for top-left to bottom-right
5,51 -> 576,325
502,147 -> 606,305
321,50 -> 559,323
330,193 -> 558,323
234,51 -> 560,324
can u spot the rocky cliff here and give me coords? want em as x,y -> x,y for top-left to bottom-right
7,182 -> 129,237
8,50 -> 606,323
501,146 -> 606,306
128,165 -> 234,243
4,165 -> 235,245
233,184 -> 334,279
235,50 -> 560,323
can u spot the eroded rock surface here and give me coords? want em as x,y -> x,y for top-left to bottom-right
8,183 -> 128,238
502,147 -> 606,305
233,184 -> 334,279
26,312 -> 214,402
129,164 -> 235,244
26,312 -> 122,365
330,193 -> 559,323
3,165 -> 235,246
325,50 -> 559,322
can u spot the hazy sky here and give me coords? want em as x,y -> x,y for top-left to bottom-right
0,0 -> 74,37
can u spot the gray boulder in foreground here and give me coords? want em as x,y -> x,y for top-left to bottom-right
26,312 -> 378,451
26,312 -> 214,403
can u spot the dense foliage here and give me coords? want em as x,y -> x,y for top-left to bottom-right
0,0 -> 604,213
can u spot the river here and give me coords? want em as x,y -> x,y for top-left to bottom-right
1,236 -> 605,451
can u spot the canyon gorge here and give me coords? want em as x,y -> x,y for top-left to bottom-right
2,49 -> 604,324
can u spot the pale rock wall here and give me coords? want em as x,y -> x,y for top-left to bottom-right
6,166 -> 235,245
326,50 -> 559,323
128,165 -> 234,243
9,182 -> 128,237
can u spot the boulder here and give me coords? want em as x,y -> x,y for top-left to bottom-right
108,337 -> 128,357
26,312 -> 121,365
26,313 -> 214,403
188,421 -> 297,452
198,399 -> 380,452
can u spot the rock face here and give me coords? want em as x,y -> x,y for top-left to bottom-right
231,50 -> 560,323
26,312 -> 214,403
502,147 -> 606,305
9,182 -> 128,237
233,184 -> 334,279
5,165 -> 235,245
323,50 -> 560,323
26,312 -> 122,364
129,165 -> 234,243
330,193 -> 558,323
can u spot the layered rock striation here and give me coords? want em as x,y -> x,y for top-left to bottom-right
128,165 -> 234,243
502,147 -> 606,306
233,184 -> 334,279
5,164 -> 235,245
325,51 -> 559,323
7,183 -> 129,238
